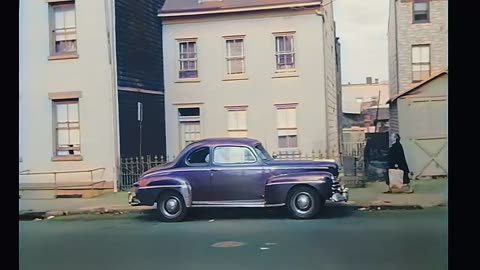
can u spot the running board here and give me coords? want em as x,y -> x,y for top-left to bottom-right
191,201 -> 285,208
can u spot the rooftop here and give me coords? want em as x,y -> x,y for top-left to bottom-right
160,0 -> 322,17
387,70 -> 448,104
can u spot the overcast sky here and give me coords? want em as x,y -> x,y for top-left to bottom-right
333,0 -> 389,84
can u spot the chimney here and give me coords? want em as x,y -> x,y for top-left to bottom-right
366,77 -> 372,84
375,78 -> 379,84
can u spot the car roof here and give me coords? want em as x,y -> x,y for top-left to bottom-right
186,137 -> 261,149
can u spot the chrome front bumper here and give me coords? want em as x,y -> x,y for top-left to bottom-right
128,191 -> 141,206
329,181 -> 349,202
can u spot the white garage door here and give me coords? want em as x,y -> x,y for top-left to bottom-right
402,97 -> 448,178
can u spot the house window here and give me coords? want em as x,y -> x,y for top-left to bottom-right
226,108 -> 247,137
178,40 -> 198,79
49,1 -> 77,55
412,45 -> 431,82
53,99 -> 81,156
275,34 -> 295,71
225,38 -> 245,75
413,0 -> 429,23
277,107 -> 297,149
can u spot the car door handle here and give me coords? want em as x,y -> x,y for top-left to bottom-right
211,169 -> 219,172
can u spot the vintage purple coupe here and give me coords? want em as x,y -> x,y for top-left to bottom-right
128,138 -> 348,222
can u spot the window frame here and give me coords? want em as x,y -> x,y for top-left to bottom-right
275,104 -> 298,150
412,0 -> 430,24
411,44 -> 431,82
224,36 -> 246,76
177,38 -> 199,81
225,106 -> 248,138
212,146 -> 258,166
52,98 -> 82,161
184,146 -> 211,167
273,32 -> 296,73
48,0 -> 78,59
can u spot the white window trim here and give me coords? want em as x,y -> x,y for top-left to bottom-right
225,105 -> 248,136
273,31 -> 297,75
48,0 -> 79,60
51,98 -> 82,161
176,38 -> 200,83
274,103 -> 299,150
411,44 -> 431,82
223,35 -> 248,81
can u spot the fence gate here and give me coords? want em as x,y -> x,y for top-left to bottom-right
364,132 -> 389,181
410,136 -> 448,178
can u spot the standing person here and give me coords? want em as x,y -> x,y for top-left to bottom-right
385,133 -> 413,193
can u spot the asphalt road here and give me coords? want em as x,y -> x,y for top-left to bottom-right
19,206 -> 448,270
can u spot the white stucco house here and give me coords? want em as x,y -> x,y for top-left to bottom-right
19,0 -> 167,198
19,0 -> 118,198
160,0 -> 341,160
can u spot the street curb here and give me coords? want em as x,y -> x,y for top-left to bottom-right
348,202 -> 447,210
352,204 -> 424,210
19,207 -> 153,220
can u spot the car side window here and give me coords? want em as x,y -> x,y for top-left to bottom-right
213,146 -> 257,164
186,147 -> 210,166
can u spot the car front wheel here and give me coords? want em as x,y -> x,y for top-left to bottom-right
286,186 -> 323,219
156,191 -> 187,222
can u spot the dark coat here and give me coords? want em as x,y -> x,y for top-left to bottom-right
388,141 -> 410,184
388,141 -> 409,172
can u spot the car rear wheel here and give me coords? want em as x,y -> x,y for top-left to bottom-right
286,186 -> 323,219
156,191 -> 187,222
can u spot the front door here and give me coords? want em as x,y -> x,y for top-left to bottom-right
178,107 -> 201,150
180,121 -> 201,150
210,146 -> 266,201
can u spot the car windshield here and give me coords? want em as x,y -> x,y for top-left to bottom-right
254,143 -> 272,161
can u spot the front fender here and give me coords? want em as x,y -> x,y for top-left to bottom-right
265,171 -> 333,204
134,176 -> 192,207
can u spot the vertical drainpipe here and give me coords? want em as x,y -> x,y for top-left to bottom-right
394,0 -> 400,95
393,0 -> 400,143
316,7 -> 329,158
105,0 -> 121,192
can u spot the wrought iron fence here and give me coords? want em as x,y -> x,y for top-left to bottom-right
119,155 -> 172,191
272,150 -> 329,160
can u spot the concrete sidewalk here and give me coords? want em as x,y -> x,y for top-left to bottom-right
19,192 -> 153,217
346,178 -> 447,208
19,178 -> 447,218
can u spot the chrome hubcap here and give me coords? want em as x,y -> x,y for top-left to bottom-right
295,193 -> 312,211
164,198 -> 180,214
